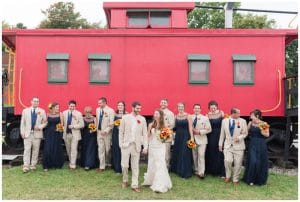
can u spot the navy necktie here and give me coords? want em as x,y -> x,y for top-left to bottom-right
31,108 -> 37,130
67,112 -> 72,134
193,116 -> 198,128
229,119 -> 235,136
98,109 -> 104,130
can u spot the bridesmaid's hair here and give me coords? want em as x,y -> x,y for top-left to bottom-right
152,109 -> 165,130
208,100 -> 218,109
84,106 -> 93,113
48,102 -> 59,110
116,101 -> 126,114
250,109 -> 262,120
177,102 -> 185,108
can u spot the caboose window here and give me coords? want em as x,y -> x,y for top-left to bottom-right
232,55 -> 256,85
46,53 -> 69,83
88,54 -> 111,84
188,54 -> 210,84
127,9 -> 171,28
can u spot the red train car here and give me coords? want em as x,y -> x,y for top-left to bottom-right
2,2 -> 298,153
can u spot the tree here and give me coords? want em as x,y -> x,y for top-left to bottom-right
188,2 -> 276,29
15,23 -> 27,29
38,2 -> 100,29
285,40 -> 298,76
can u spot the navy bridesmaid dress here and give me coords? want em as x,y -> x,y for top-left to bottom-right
170,118 -> 193,178
243,124 -> 269,185
111,115 -> 122,173
80,118 -> 98,169
205,112 -> 225,177
42,116 -> 64,169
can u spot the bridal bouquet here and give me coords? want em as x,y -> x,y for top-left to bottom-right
88,123 -> 97,133
259,122 -> 270,133
187,139 -> 197,149
56,123 -> 64,132
158,127 -> 172,143
114,119 -> 121,127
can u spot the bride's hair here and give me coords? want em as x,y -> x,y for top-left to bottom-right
152,109 -> 165,130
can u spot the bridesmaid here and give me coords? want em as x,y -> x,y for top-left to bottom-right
42,102 -> 64,171
243,109 -> 269,186
111,101 -> 127,173
81,106 -> 98,170
170,102 -> 194,178
205,100 -> 226,177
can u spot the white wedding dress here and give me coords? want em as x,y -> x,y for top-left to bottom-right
142,128 -> 172,193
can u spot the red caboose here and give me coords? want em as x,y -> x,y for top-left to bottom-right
2,2 -> 298,162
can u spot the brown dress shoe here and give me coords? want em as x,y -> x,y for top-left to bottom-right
224,178 -> 230,183
122,182 -> 129,188
233,181 -> 239,186
198,174 -> 205,180
97,168 -> 105,173
132,188 -> 141,193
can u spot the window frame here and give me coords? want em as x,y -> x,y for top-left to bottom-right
232,54 -> 256,85
46,53 -> 69,83
88,54 -> 111,84
187,54 -> 211,84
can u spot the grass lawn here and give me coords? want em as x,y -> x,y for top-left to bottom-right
2,163 -> 298,200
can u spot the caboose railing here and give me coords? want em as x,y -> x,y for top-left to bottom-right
284,75 -> 298,116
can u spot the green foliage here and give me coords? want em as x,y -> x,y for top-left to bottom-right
38,2 -> 100,29
285,39 -> 298,77
2,164 -> 298,200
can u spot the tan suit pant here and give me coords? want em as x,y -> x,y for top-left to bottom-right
121,143 -> 140,188
192,144 -> 206,175
97,132 -> 112,169
64,133 -> 79,168
224,148 -> 244,182
23,133 -> 41,168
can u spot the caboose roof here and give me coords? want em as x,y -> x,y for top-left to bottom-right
2,28 -> 297,51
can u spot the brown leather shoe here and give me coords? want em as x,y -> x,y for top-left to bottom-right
233,181 -> 239,186
122,182 -> 129,188
224,178 -> 230,183
198,174 -> 205,180
132,188 -> 141,193
97,168 -> 105,173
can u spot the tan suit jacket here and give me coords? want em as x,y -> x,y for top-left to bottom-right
63,110 -> 84,140
162,108 -> 175,129
20,107 -> 47,139
96,106 -> 115,134
192,114 -> 212,145
119,113 -> 148,152
218,117 -> 248,150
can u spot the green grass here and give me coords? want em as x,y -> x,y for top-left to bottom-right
2,164 -> 298,200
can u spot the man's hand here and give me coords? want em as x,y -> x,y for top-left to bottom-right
234,137 -> 239,143
21,134 -> 25,139
193,129 -> 200,136
68,125 -> 73,129
34,126 -> 40,131
101,131 -> 107,136
142,148 -> 148,155
219,146 -> 223,152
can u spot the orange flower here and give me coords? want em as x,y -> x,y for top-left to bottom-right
187,139 -> 197,149
259,122 -> 270,133
56,123 -> 64,132
114,119 -> 121,126
159,128 -> 172,142
88,123 -> 97,133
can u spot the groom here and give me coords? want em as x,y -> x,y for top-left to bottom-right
119,101 -> 148,193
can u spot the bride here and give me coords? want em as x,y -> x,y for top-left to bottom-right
142,109 -> 172,193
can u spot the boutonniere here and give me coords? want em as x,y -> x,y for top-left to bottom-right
237,121 -> 240,128
37,111 -> 41,116
104,112 -> 108,117
197,118 -> 201,120
137,119 -> 141,124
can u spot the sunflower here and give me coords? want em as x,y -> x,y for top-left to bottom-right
88,123 -> 97,133
114,119 -> 121,126
187,139 -> 197,149
56,123 -> 64,132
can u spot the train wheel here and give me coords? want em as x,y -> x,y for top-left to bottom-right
5,121 -> 24,151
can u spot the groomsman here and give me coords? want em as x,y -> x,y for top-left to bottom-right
160,98 -> 175,168
191,104 -> 212,179
218,108 -> 248,186
119,101 -> 148,193
63,100 -> 84,170
20,97 -> 47,173
96,97 -> 115,172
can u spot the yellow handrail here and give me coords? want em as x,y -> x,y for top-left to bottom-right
261,69 -> 282,113
18,68 -> 28,108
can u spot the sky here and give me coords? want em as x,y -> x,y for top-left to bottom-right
0,0 -> 299,29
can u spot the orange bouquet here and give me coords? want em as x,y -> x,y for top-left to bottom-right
88,123 -> 97,133
114,119 -> 121,127
187,139 -> 197,149
56,123 -> 64,132
259,122 -> 270,133
159,127 -> 172,143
